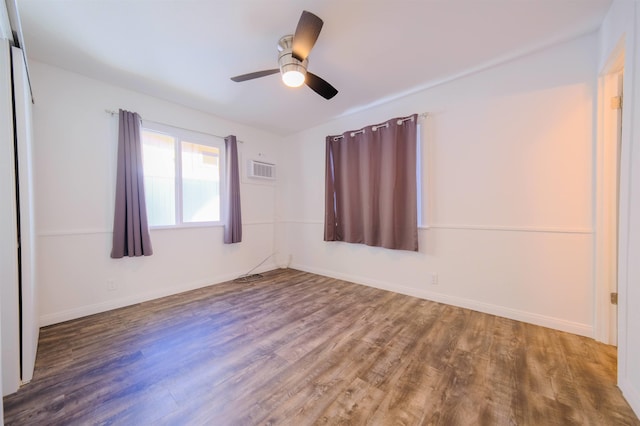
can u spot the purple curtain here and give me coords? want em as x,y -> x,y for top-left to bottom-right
224,135 -> 242,243
324,114 -> 418,251
110,109 -> 153,258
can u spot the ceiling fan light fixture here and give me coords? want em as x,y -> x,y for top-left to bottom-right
282,68 -> 306,87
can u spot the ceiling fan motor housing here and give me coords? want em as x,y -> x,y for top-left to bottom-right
278,35 -> 308,77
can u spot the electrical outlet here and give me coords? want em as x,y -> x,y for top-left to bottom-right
430,274 -> 438,286
106,279 -> 117,291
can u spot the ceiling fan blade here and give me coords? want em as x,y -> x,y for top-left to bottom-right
230,69 -> 279,82
292,11 -> 323,62
305,72 -> 338,100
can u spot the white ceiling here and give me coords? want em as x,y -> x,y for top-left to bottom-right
16,0 -> 612,135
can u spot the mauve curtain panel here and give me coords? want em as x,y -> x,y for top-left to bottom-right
324,114 -> 419,251
224,135 -> 242,243
110,109 -> 153,258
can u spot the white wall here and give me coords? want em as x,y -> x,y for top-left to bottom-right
599,0 -> 640,417
30,61 -> 283,326
279,34 -> 597,336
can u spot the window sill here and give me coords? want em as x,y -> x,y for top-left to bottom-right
149,222 -> 223,231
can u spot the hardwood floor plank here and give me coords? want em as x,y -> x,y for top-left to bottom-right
455,309 -> 495,356
314,377 -> 385,425
369,362 -> 443,425
255,339 -> 380,425
3,269 -> 638,426
364,306 -> 465,424
357,301 -> 443,393
272,289 -> 389,363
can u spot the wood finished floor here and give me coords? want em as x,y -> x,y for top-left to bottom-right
3,269 -> 639,425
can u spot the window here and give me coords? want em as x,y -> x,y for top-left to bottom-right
416,123 -> 426,228
141,123 -> 225,227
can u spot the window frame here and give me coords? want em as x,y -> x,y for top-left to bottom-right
140,121 -> 226,229
416,122 -> 428,229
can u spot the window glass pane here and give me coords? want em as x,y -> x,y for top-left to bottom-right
181,141 -> 220,222
142,130 -> 176,226
416,124 -> 423,227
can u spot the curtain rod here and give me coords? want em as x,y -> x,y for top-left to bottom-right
331,112 -> 429,140
104,109 -> 244,143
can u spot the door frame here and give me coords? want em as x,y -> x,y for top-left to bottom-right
594,39 -> 624,345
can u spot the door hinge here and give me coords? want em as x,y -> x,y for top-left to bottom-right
611,96 -> 623,110
610,292 -> 618,305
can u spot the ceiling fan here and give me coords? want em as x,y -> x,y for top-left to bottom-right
230,11 -> 338,100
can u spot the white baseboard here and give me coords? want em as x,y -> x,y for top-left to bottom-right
291,263 -> 593,338
41,261 -> 593,338
39,262 -> 278,327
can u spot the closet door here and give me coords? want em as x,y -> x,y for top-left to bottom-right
0,39 -> 20,396
12,45 -> 39,384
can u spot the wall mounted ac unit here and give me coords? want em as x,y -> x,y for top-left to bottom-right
248,160 -> 276,180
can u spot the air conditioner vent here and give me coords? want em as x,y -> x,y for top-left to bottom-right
248,160 -> 276,180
